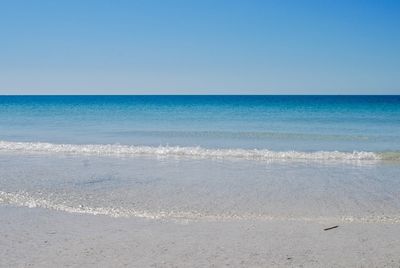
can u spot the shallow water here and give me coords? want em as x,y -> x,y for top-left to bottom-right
0,96 -> 399,222
1,152 -> 399,223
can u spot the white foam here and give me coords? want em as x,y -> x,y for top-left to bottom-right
0,191 -> 163,220
0,141 -> 381,161
1,191 -> 399,224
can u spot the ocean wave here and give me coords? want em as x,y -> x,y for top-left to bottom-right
0,140 -> 393,161
1,191 -> 400,224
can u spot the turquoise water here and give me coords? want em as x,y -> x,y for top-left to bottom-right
1,95 -> 400,222
1,95 -> 399,152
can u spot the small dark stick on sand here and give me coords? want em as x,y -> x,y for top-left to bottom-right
324,225 -> 339,231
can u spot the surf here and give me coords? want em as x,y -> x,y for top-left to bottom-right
0,140 -> 391,161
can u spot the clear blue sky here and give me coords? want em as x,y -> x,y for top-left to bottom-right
0,0 -> 399,94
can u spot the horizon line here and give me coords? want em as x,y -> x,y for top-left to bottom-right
0,94 -> 399,96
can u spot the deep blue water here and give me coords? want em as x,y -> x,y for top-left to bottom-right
1,95 -> 399,152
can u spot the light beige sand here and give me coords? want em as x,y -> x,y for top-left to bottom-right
1,205 -> 399,267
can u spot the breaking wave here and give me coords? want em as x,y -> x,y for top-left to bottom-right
0,140 -> 397,161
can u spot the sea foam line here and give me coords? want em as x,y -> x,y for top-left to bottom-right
1,191 -> 400,224
0,141 -> 382,161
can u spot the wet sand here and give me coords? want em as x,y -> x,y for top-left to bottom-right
1,205 -> 400,267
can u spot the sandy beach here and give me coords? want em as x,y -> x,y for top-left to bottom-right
1,205 -> 400,267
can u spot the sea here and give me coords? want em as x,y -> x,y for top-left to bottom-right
1,95 -> 400,223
